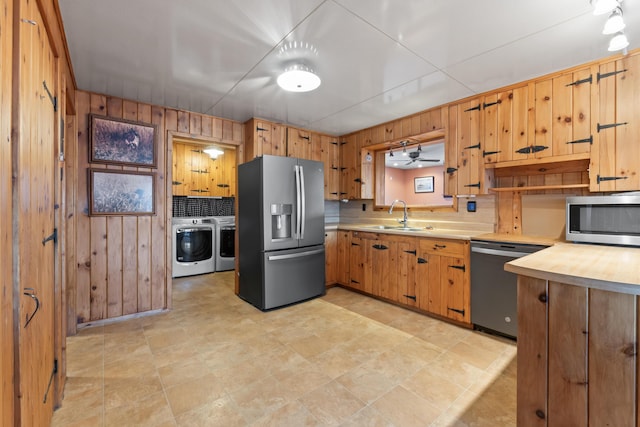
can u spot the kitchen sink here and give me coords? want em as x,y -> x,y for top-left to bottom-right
364,225 -> 425,232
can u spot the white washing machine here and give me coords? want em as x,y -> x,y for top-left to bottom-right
171,217 -> 216,278
212,216 -> 235,271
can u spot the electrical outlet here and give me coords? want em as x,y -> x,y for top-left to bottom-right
362,203 -> 366,211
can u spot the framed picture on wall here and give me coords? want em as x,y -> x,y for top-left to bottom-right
89,114 -> 157,167
414,176 -> 434,193
89,169 -> 155,215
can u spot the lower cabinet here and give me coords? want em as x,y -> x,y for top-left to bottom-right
324,230 -> 337,286
335,230 -> 471,325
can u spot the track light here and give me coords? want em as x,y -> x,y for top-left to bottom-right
603,7 -> 625,34
608,31 -> 629,51
592,0 -> 619,16
389,150 -> 394,157
417,144 -> 422,152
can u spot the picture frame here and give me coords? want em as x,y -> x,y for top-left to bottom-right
89,169 -> 155,215
414,176 -> 435,193
89,114 -> 157,167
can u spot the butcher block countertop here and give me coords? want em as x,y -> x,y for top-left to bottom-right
505,243 -> 640,295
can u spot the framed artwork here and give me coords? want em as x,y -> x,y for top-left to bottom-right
414,176 -> 435,193
89,114 -> 157,167
89,169 -> 155,215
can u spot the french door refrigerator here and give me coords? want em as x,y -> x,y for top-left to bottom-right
238,155 -> 325,310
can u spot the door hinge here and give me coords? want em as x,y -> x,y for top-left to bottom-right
403,249 -> 417,255
172,181 -> 182,185
217,184 -> 230,188
354,178 -> 362,183
256,126 -> 268,132
483,100 -> 501,109
597,122 -> 628,132
597,69 -> 627,82
403,294 -> 417,301
331,166 -> 339,170
566,135 -> 593,145
464,182 -> 481,189
351,242 -> 360,246
42,228 -> 57,245
516,146 -> 532,154
566,75 -> 593,86
190,169 -> 208,174
330,192 -> 338,196
190,189 -> 209,193
447,307 -> 465,316
448,264 -> 466,272
190,149 -> 204,153
530,145 -> 548,153
350,279 -> 360,284
330,141 -> 339,146
597,175 -> 628,183
483,150 -> 500,157
43,358 -> 58,403
446,167 -> 458,174
417,257 -> 427,264
464,104 -> 481,112
372,244 -> 388,250
42,81 -> 57,112
464,143 -> 481,150
300,135 -> 310,141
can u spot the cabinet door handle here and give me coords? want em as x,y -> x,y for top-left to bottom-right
23,288 -> 40,328
434,244 -> 446,249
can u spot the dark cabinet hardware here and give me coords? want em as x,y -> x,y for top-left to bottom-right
350,279 -> 360,284
23,288 -> 40,328
530,145 -> 548,153
446,167 -> 458,174
403,294 -> 417,301
372,244 -> 388,250
330,141 -> 339,146
447,307 -> 465,316
256,126 -> 268,132
566,75 -> 593,86
354,178 -> 362,183
597,122 -> 628,132
448,264 -> 466,272
597,175 -> 628,183
464,143 -> 481,150
516,146 -> 532,154
42,80 -> 57,111
434,244 -> 446,249
340,192 -> 348,196
190,149 -> 204,153
597,69 -> 627,82
340,167 -> 347,171
330,192 -> 339,195
42,228 -> 57,246
483,100 -> 501,108
417,257 -> 427,264
566,136 -> 593,145
331,166 -> 339,170
464,182 -> 481,188
464,104 -> 481,112
340,141 -> 347,146
172,180 -> 182,185
403,249 -> 417,255
191,169 -> 209,174
190,189 -> 209,193
351,242 -> 360,246
217,184 -> 230,188
300,135 -> 310,141
43,359 -> 58,403
483,150 -> 500,157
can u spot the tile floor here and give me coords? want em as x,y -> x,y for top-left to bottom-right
52,272 -> 517,427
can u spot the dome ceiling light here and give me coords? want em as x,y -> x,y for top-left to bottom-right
277,63 -> 321,92
592,0 -> 620,15
203,146 -> 224,159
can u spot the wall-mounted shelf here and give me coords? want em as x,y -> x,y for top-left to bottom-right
489,183 -> 589,193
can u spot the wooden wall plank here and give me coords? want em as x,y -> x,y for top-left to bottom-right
177,110 -> 189,133
547,282 -> 587,426
106,217 -> 123,317
189,113 -> 202,135
517,276 -> 548,426
588,289 -> 636,426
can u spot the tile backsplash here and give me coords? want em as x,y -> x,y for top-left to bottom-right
172,196 -> 235,217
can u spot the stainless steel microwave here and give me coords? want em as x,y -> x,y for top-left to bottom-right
566,195 -> 640,247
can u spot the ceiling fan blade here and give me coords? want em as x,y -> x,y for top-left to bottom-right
417,158 -> 440,162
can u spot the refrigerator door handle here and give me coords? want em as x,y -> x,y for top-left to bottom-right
299,165 -> 306,240
295,165 -> 302,238
267,248 -> 324,261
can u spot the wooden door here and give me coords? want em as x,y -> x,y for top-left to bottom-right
370,237 -> 397,301
339,134 -> 358,200
440,256 -> 468,322
397,241 -> 418,306
259,120 -> 286,157
348,233 -> 364,291
336,230 -> 351,285
172,142 -> 186,195
320,134 -> 340,200
415,248 -> 431,311
287,127 -> 312,159
17,0 -> 57,424
324,230 -> 337,286
444,105 -> 458,196
456,99 -> 482,194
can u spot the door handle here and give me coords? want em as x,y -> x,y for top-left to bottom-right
23,288 -> 40,328
268,248 -> 324,261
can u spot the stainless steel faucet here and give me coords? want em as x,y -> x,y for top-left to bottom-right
388,199 -> 408,226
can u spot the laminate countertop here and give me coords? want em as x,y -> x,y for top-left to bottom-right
332,224 -> 486,240
505,243 -> 640,295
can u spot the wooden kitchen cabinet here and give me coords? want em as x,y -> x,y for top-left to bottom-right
172,141 -> 235,197
320,134 -> 340,200
243,118 -> 286,161
324,230 -> 338,286
397,240 -> 419,307
348,232 -> 364,291
339,134 -> 360,200
591,54 -> 640,191
362,233 -> 398,300
450,98 -> 488,195
287,126 -> 313,159
336,230 -> 351,286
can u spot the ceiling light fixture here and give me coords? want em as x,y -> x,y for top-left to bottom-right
603,7 -> 625,34
389,149 -> 394,157
417,144 -> 422,152
592,0 -> 620,15
277,63 -> 321,92
203,147 -> 224,159
608,31 -> 630,51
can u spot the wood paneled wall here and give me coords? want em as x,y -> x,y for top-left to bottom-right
68,91 -> 243,333
0,0 -> 14,424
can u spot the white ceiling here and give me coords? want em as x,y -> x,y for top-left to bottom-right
58,0 -> 640,136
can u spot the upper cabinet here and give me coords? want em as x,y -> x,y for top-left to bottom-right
287,127 -> 313,159
591,54 -> 640,191
243,119 -> 286,161
172,140 -> 236,197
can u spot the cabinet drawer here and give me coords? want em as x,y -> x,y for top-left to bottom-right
419,238 -> 467,257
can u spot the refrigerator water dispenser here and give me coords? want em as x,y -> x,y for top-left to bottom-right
271,203 -> 292,239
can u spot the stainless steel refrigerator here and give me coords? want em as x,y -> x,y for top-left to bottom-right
238,155 -> 325,310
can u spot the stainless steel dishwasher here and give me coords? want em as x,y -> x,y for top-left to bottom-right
470,239 -> 548,339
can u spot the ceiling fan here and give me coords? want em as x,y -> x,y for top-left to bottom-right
405,150 -> 440,165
